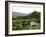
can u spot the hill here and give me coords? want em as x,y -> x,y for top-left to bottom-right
12,12 -> 27,16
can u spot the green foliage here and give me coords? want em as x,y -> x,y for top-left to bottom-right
12,11 -> 41,30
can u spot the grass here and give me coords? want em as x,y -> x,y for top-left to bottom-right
12,19 -> 40,30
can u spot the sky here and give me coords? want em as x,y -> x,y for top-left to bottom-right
12,3 -> 43,14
